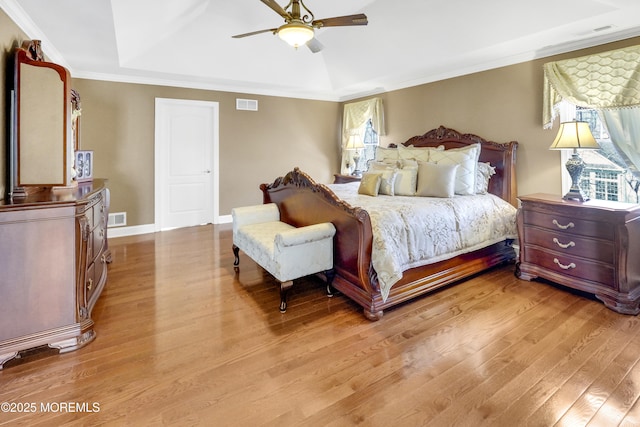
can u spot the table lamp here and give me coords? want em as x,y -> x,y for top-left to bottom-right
549,120 -> 600,202
345,134 -> 365,176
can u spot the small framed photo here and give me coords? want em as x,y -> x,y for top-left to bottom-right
75,150 -> 93,182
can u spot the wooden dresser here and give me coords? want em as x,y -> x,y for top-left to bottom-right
0,180 -> 111,368
516,193 -> 640,314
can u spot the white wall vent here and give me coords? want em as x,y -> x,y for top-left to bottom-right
236,98 -> 258,111
108,212 -> 127,227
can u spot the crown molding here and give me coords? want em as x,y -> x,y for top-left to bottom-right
0,0 -> 71,70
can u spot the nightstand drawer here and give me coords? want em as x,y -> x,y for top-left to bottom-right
523,227 -> 614,263
523,210 -> 613,240
524,246 -> 615,285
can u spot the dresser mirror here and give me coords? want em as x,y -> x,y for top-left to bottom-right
10,40 -> 74,197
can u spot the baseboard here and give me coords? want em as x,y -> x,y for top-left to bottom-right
217,214 -> 232,224
108,224 -> 155,238
108,216 -> 233,238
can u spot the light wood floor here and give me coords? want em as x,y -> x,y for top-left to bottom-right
2,224 -> 640,426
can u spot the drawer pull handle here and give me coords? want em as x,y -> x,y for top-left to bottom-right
554,258 -> 576,270
553,238 -> 575,249
552,219 -> 575,230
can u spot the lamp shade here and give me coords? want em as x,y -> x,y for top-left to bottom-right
278,22 -> 314,48
345,134 -> 364,150
549,121 -> 600,150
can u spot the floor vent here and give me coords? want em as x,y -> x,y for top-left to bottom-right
236,98 -> 258,111
108,212 -> 127,227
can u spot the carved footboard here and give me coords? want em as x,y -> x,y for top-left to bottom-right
260,168 -> 376,298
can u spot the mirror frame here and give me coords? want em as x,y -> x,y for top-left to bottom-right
10,40 -> 73,197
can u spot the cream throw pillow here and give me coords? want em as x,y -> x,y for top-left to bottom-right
416,162 -> 459,198
358,172 -> 382,196
368,163 -> 398,196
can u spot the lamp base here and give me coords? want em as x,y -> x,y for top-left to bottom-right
563,150 -> 589,202
563,188 -> 589,202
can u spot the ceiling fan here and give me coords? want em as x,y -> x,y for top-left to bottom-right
232,0 -> 368,53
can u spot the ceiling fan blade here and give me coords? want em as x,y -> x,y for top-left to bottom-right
307,37 -> 324,53
232,28 -> 277,38
260,0 -> 291,20
312,14 -> 368,28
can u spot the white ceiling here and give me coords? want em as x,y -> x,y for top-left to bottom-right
3,0 -> 640,101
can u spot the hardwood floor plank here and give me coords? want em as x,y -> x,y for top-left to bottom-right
524,314 -> 640,426
555,329 -> 640,426
2,224 -> 640,426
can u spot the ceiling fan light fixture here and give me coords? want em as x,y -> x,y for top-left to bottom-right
278,21 -> 314,48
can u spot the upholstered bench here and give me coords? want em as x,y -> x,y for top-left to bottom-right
232,203 -> 336,312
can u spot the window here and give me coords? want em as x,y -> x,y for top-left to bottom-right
561,105 -> 637,203
358,119 -> 378,171
341,97 -> 384,175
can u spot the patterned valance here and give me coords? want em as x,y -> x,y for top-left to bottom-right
543,44 -> 640,128
342,97 -> 385,142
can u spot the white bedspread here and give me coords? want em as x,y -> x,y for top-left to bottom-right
326,182 -> 518,301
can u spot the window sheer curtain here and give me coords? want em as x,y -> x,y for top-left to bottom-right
543,44 -> 640,179
341,98 -> 385,174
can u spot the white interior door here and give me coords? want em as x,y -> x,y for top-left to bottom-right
155,98 -> 219,231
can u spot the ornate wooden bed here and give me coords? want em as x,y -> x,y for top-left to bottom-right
260,126 -> 518,320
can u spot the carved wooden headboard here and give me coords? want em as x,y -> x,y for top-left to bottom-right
391,126 -> 518,206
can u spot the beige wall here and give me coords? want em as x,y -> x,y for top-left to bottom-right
2,6 -> 639,226
71,79 -> 341,225
373,37 -> 640,198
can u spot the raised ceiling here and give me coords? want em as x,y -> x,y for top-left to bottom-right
3,0 -> 640,101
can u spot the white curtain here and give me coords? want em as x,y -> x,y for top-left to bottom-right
600,107 -> 640,179
543,44 -> 640,179
341,98 -> 384,174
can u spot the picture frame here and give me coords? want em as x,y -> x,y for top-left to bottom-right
75,150 -> 93,182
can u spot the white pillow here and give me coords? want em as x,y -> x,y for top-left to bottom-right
368,163 -> 398,196
394,164 -> 418,196
429,144 -> 480,195
416,162 -> 459,198
397,144 -> 431,162
374,146 -> 399,163
475,162 -> 496,194
399,158 -> 418,168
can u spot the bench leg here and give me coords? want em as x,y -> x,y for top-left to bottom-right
325,268 -> 336,297
279,280 -> 293,313
232,244 -> 240,267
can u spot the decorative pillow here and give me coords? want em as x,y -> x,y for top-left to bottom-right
368,163 -> 398,195
475,162 -> 496,194
428,143 -> 480,195
394,164 -> 418,196
358,172 -> 382,196
397,144 -> 432,162
416,162 -> 459,198
374,146 -> 399,163
399,158 -> 418,168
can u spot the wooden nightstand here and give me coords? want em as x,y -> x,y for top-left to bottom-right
516,193 -> 640,314
333,174 -> 361,184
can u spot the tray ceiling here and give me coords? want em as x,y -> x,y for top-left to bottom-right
2,0 -> 640,101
